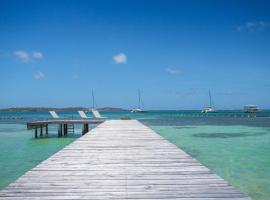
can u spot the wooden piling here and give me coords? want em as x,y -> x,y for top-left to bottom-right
58,124 -> 62,137
45,124 -> 48,136
34,128 -> 37,139
82,123 -> 89,135
40,125 -> 43,137
63,124 -> 67,136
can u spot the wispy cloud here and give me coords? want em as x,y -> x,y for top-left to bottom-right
14,50 -> 43,63
237,21 -> 269,32
32,52 -> 43,59
33,71 -> 44,80
113,53 -> 127,64
165,68 -> 181,75
14,50 -> 29,62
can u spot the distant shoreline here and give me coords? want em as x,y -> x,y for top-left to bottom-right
0,107 -> 129,112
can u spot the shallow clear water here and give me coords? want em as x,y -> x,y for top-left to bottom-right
150,125 -> 270,200
0,111 -> 270,200
0,123 -> 80,189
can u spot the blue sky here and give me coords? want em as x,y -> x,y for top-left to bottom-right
0,0 -> 270,110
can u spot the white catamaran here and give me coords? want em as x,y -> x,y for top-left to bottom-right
131,90 -> 146,113
201,90 -> 215,113
244,105 -> 259,113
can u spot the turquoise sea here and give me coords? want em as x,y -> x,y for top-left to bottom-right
0,110 -> 270,200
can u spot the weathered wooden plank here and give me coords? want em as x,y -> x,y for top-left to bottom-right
0,120 -> 250,199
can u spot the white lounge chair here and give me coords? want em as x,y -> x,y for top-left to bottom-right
49,110 -> 60,119
91,109 -> 106,119
78,110 -> 89,119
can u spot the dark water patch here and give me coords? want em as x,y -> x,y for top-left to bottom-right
193,132 -> 267,139
30,134 -> 81,139
142,117 -> 270,127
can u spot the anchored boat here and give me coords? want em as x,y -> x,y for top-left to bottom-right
244,105 -> 259,113
131,89 -> 147,113
202,90 -> 215,113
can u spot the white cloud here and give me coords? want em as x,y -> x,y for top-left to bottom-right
14,50 -> 29,62
113,53 -> 127,64
165,68 -> 181,75
237,21 -> 269,32
14,50 -> 44,62
33,71 -> 44,80
32,52 -> 43,59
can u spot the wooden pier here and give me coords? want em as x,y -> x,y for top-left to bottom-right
27,119 -> 104,138
0,120 -> 250,199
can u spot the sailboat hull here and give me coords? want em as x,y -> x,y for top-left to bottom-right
201,90 -> 215,113
131,108 -> 147,113
201,107 -> 215,113
131,89 -> 147,113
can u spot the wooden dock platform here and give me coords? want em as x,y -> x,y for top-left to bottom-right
0,120 -> 250,199
27,119 -> 104,138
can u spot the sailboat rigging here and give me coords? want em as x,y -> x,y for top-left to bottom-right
91,90 -> 96,109
131,89 -> 147,113
201,90 -> 215,113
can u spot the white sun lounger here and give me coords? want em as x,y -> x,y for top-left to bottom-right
78,110 -> 89,119
49,110 -> 60,119
91,109 -> 106,119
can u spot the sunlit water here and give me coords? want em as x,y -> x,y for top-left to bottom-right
0,111 -> 270,200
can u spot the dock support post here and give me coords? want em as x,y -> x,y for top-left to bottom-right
64,124 -> 67,136
58,124 -> 63,137
40,125 -> 43,137
45,124 -> 48,136
82,124 -> 89,135
35,128 -> 38,138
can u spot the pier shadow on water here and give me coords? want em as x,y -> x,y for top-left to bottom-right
30,133 -> 81,139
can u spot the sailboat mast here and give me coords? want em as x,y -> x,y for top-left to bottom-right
138,89 -> 141,109
92,90 -> 95,109
209,90 -> 212,108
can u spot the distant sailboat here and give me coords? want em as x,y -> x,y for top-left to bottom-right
88,90 -> 106,119
87,89 -> 97,112
131,89 -> 147,113
201,90 -> 215,113
91,90 -> 96,110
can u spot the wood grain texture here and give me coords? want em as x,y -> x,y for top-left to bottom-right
0,120 -> 250,199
